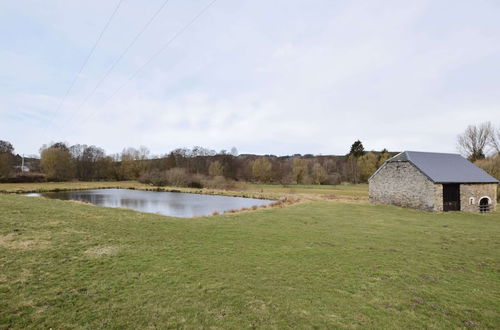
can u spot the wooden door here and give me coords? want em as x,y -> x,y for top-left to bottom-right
443,184 -> 460,212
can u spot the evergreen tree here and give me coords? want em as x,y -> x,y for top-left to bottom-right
349,140 -> 365,158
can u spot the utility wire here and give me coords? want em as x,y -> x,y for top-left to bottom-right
79,0 -> 217,127
43,0 -> 124,140
69,0 -> 172,118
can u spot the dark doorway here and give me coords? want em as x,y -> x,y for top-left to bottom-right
479,197 -> 490,213
443,184 -> 460,211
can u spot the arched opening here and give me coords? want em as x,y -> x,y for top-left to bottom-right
479,197 -> 491,213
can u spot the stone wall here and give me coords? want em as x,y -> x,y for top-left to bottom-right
433,184 -> 443,212
460,183 -> 498,213
369,161 -> 437,211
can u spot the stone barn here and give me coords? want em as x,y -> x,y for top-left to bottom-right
369,151 -> 498,212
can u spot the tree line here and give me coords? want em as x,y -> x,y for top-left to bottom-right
0,140 -> 393,186
1,122 -> 499,187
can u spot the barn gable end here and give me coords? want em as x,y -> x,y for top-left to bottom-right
369,161 -> 437,211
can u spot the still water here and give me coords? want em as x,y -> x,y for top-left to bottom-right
28,189 -> 273,218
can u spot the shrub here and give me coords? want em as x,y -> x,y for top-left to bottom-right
138,169 -> 169,186
139,168 -> 191,187
202,176 -> 238,190
187,174 -> 204,188
324,173 -> 341,185
138,170 -> 154,184
139,169 -> 242,190
0,173 -> 47,183
164,168 -> 189,187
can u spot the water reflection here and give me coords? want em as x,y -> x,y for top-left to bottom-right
31,189 -> 272,218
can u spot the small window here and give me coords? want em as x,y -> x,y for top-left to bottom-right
469,197 -> 475,205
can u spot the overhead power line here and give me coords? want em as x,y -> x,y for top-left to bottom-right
42,0 -> 124,140
70,0 -> 172,115
108,0 -> 217,104
79,0 -> 218,127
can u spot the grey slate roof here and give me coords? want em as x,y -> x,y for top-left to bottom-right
387,151 -> 499,184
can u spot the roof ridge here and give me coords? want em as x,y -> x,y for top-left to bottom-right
405,150 -> 462,156
404,151 -> 412,163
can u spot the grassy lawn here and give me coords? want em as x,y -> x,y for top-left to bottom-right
0,181 -> 165,194
0,183 -> 499,328
245,183 -> 368,198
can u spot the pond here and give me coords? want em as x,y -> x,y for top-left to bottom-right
27,189 -> 273,218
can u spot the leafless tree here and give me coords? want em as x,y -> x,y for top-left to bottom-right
291,158 -> 309,184
457,122 -> 494,161
208,160 -> 224,177
70,144 -> 108,180
489,124 -> 500,155
311,162 -> 327,184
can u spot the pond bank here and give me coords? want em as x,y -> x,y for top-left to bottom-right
28,189 -> 277,218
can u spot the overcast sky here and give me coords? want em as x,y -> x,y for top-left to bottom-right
1,0 -> 499,156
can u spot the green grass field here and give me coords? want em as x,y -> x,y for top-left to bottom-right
245,183 -> 368,198
0,182 -> 499,328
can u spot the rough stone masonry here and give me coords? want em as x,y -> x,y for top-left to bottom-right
369,151 -> 498,213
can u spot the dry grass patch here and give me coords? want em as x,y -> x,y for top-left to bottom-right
0,233 -> 50,250
83,245 -> 120,257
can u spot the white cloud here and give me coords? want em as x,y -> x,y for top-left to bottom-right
1,0 -> 500,156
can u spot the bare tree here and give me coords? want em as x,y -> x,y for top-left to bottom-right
208,160 -> 224,177
120,146 -> 150,179
291,158 -> 309,184
71,144 -> 107,180
311,162 -> 327,184
489,124 -> 500,155
457,122 -> 494,161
